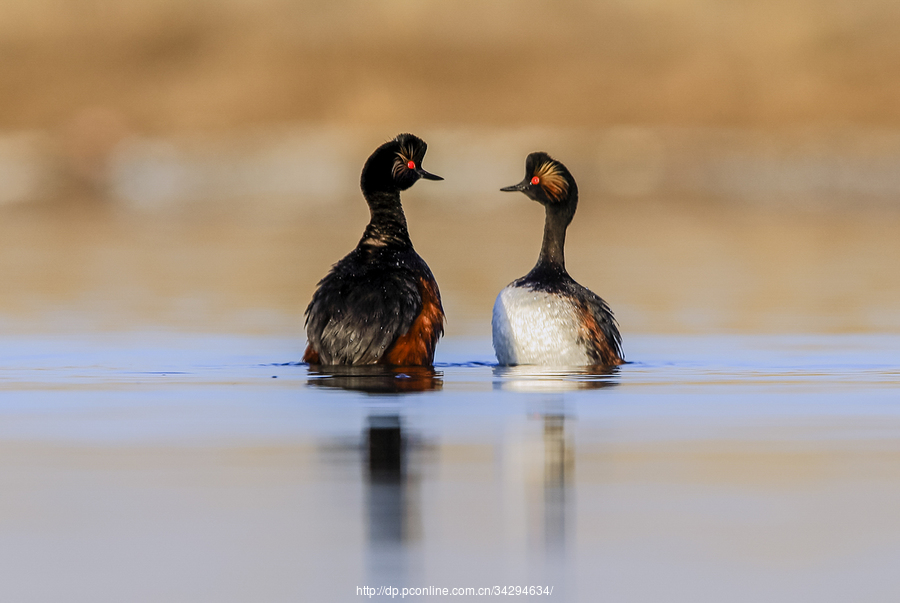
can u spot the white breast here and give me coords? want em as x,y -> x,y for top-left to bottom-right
491,286 -> 591,366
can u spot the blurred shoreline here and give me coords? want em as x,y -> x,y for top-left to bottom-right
5,124 -> 900,211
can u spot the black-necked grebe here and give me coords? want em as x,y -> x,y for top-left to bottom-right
492,152 -> 624,366
303,133 -> 444,366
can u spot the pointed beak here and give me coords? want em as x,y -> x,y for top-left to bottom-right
417,167 -> 443,181
500,180 -> 527,192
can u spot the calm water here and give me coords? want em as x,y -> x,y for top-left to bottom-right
2,332 -> 900,602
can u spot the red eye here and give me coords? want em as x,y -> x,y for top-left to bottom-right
407,160 -> 416,170
531,176 -> 540,185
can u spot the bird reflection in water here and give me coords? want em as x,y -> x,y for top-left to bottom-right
306,364 -> 442,394
307,365 -> 437,583
365,413 -> 422,583
492,365 -> 615,590
541,413 -> 571,554
492,364 -> 619,392
531,405 -> 575,593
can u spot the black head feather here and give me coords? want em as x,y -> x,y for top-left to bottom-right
361,133 -> 442,194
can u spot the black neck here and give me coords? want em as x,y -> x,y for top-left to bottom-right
360,190 -> 411,246
535,205 -> 571,270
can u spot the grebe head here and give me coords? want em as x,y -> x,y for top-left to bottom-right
500,152 -> 576,208
361,133 -> 443,194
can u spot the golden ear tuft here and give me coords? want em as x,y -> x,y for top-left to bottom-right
392,143 -> 416,179
533,161 -> 568,201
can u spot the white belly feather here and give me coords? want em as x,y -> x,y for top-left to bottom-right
492,286 -> 591,366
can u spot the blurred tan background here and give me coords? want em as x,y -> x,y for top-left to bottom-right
5,0 -> 900,130
2,0 -> 900,337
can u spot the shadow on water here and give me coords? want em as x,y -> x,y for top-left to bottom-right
305,365 -> 442,394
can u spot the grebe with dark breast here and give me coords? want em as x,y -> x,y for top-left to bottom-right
303,133 -> 444,366
492,152 -> 624,367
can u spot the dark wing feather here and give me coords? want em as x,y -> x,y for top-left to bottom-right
571,283 -> 624,364
305,252 -> 422,365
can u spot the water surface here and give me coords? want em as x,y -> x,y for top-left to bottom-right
2,333 -> 899,602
